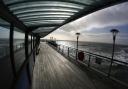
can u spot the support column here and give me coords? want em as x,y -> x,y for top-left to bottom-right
25,32 -> 31,84
10,23 -> 16,77
31,35 -> 32,52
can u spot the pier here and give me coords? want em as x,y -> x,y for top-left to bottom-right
0,0 -> 128,89
32,42 -> 126,89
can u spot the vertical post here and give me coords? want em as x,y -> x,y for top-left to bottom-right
57,45 -> 59,51
88,54 -> 91,67
59,45 -> 60,51
33,36 -> 34,48
59,45 -> 61,51
33,36 -> 36,62
75,33 -> 80,61
25,32 -> 31,84
31,35 -> 32,52
25,32 -> 28,60
76,35 -> 78,60
108,37 -> 116,77
68,47 -> 69,57
36,36 -> 40,55
108,29 -> 119,77
32,36 -> 35,62
62,45 -> 64,53
63,45 -> 64,54
10,23 -> 16,77
35,36 -> 38,55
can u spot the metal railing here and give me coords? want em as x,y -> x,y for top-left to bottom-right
55,44 -> 128,87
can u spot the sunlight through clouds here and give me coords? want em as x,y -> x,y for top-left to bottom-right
44,2 -> 128,44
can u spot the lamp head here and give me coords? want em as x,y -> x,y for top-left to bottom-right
110,29 -> 119,36
76,32 -> 80,36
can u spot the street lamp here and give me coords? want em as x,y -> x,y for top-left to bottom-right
75,32 -> 80,60
108,29 -> 119,77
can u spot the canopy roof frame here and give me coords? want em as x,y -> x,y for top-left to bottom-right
5,0 -> 94,7
1,0 -> 128,37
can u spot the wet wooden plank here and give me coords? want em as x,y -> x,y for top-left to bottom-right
32,42 -> 96,89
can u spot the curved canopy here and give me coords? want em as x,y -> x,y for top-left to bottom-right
2,0 -> 127,37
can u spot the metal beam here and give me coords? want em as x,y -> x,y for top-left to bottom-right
16,12 -> 74,18
15,11 -> 76,16
21,17 -> 68,22
10,6 -> 81,12
0,1 -> 28,32
6,0 -> 92,7
28,24 -> 60,32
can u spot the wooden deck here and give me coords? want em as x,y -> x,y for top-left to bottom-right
32,42 -> 96,89
32,42 -> 119,89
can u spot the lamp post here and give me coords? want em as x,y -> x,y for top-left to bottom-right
108,29 -> 119,77
76,32 -> 80,60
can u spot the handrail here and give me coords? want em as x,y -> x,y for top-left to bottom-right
58,44 -> 128,65
52,43 -> 128,88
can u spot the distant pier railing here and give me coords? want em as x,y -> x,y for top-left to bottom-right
49,43 -> 128,87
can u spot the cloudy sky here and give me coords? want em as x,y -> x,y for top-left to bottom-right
45,2 -> 128,45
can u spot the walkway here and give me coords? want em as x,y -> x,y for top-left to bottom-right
32,42 -> 117,89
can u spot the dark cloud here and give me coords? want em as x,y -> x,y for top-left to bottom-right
59,2 -> 128,32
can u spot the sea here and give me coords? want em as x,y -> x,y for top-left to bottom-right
56,40 -> 128,63
1,39 -> 128,63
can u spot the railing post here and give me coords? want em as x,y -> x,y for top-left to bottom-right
88,54 -> 91,67
76,49 -> 78,61
58,45 -> 60,51
62,45 -> 64,53
108,42 -> 115,77
68,47 -> 69,57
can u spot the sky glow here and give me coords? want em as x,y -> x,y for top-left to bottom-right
44,2 -> 128,45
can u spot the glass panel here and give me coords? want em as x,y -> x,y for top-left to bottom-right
13,8 -> 79,15
0,18 -> 10,58
3,0 -> 24,5
17,12 -> 75,18
71,0 -> 96,5
21,15 -> 70,19
14,27 -> 25,72
20,16 -> 69,21
24,20 -> 65,23
33,27 -> 55,33
0,18 -> 14,89
9,1 -> 84,10
39,33 -> 48,36
24,20 -> 64,26
3,0 -> 95,5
